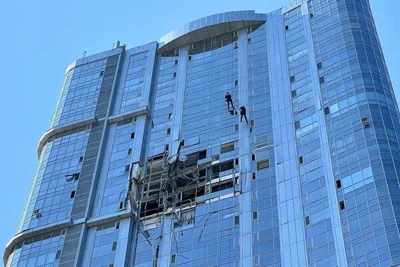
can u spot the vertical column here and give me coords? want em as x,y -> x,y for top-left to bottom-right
91,124 -> 117,217
79,227 -> 96,266
159,217 -> 173,267
59,225 -> 85,267
237,28 -> 253,267
73,53 -> 122,221
73,53 -> 124,266
301,3 -> 348,266
131,44 -> 158,164
171,47 -> 189,154
141,43 -> 158,107
114,218 -> 133,266
267,10 -> 308,267
157,47 -> 188,267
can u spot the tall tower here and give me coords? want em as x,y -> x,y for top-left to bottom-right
5,0 -> 400,266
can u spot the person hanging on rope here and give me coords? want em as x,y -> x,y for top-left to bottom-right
225,92 -> 234,110
239,106 -> 248,123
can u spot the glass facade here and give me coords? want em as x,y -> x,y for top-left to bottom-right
5,1 -> 400,267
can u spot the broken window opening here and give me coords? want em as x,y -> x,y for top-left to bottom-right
140,150 -> 236,219
140,200 -> 164,218
33,209 -> 42,219
65,172 -> 80,182
305,216 -> 311,225
119,201 -> 126,210
339,201 -> 345,210
211,181 -> 234,193
174,210 -> 195,227
362,118 -> 370,129
111,242 -> 117,251
257,159 -> 270,170
234,216 -> 240,226
252,211 -> 258,220
125,165 -> 130,173
221,142 -> 234,154
199,150 -> 207,160
212,159 -> 235,174
55,250 -> 62,260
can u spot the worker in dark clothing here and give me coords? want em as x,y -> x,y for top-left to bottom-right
225,92 -> 234,110
239,106 -> 248,123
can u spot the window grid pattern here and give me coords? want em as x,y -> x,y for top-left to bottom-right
7,229 -> 66,267
171,198 -> 240,267
51,60 -> 106,128
19,127 -> 90,231
89,222 -> 120,267
181,33 -> 239,161
285,7 -> 337,266
99,119 -> 136,215
147,56 -> 178,157
134,227 -> 162,266
120,52 -> 149,113
309,0 -> 400,266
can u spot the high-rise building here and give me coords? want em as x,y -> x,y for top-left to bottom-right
4,0 -> 400,266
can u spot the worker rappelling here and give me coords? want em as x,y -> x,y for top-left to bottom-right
225,92 -> 235,109
225,92 -> 238,115
239,106 -> 248,123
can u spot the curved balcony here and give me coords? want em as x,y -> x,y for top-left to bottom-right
158,10 -> 266,53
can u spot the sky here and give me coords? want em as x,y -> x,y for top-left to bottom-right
0,0 -> 398,254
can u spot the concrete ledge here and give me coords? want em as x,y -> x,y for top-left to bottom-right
158,11 -> 266,53
86,210 -> 133,228
107,106 -> 149,124
3,219 -> 72,265
37,117 -> 97,158
3,210 -> 134,265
